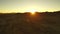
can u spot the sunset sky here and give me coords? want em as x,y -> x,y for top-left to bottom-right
0,0 -> 60,13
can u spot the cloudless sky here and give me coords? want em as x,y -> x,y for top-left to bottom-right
0,0 -> 60,13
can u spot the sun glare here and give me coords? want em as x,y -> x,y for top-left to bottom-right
27,9 -> 37,15
31,11 -> 35,15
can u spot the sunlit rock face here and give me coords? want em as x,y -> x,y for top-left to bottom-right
0,11 -> 60,34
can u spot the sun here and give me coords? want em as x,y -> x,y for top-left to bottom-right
30,9 -> 37,14
31,12 -> 35,15
27,9 -> 37,15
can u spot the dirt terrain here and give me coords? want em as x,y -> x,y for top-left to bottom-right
0,11 -> 60,34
